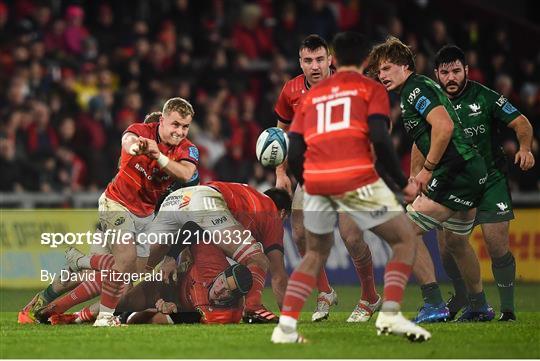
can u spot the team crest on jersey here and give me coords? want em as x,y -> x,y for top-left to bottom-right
468,103 -> 482,116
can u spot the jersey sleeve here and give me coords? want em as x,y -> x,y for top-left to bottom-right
176,142 -> 200,166
368,83 -> 391,117
488,90 -> 522,125
274,85 -> 294,124
408,82 -> 443,119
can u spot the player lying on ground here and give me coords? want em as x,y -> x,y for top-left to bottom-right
48,243 -> 253,325
272,32 -> 430,343
431,45 -> 534,321
367,37 -> 493,324
274,34 -> 381,323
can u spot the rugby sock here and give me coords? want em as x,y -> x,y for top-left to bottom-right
89,254 -> 115,271
382,261 -> 412,312
42,284 -> 62,303
100,270 -> 125,312
421,282 -> 444,305
441,253 -> 468,309
491,252 -> 515,312
51,274 -> 103,314
281,271 -> 316,320
316,269 -> 332,294
245,264 -> 267,310
350,250 -> 378,304
299,249 -> 331,294
75,306 -> 96,323
468,290 -> 488,311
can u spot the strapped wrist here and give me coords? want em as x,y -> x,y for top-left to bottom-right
157,152 -> 170,168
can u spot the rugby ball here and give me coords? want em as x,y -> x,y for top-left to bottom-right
255,127 -> 289,168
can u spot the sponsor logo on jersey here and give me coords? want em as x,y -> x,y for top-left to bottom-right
415,96 -> 431,115
210,215 -> 228,226
189,146 -> 199,161
468,103 -> 482,116
114,217 -> 125,226
449,194 -> 473,207
502,102 -> 517,114
407,87 -> 421,104
496,95 -> 507,107
454,104 -> 462,110
370,206 -> 388,218
479,174 -> 487,184
135,163 -> 152,180
463,125 -> 486,137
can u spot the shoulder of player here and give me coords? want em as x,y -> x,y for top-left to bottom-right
283,74 -> 307,94
125,121 -> 157,136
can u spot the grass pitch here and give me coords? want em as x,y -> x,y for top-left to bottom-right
1,284 -> 539,359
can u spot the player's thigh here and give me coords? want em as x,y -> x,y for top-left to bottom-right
481,221 -> 510,258
302,191 -> 337,235
407,194 -> 454,234
337,212 -> 364,244
334,178 -> 403,232
371,213 -> 415,247
440,208 -> 477,237
305,229 -> 334,256
291,185 -> 306,244
110,242 -> 138,273
475,174 -> 514,225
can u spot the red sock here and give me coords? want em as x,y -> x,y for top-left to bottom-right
90,254 -> 115,271
77,306 -> 96,322
100,269 -> 126,310
383,261 -> 412,305
245,264 -> 267,310
298,250 -> 331,293
51,272 -> 102,314
351,251 -> 378,303
281,271 -> 316,320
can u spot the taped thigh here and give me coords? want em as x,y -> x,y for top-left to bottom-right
406,204 -> 443,232
441,217 -> 475,236
231,241 -> 263,264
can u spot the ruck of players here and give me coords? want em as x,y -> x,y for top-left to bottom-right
19,31 -> 535,344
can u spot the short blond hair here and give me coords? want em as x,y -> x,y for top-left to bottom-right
366,36 -> 415,77
162,97 -> 195,118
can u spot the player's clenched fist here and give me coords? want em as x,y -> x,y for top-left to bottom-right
514,148 -> 535,171
138,137 -> 160,159
402,179 -> 420,203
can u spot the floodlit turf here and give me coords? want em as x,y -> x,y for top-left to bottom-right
1,284 -> 539,359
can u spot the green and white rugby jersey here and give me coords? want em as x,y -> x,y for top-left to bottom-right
400,74 -> 477,168
449,80 -> 521,179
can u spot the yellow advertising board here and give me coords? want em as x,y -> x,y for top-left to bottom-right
469,209 -> 540,281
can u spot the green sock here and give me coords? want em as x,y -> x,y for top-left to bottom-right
468,291 -> 487,311
492,252 -> 515,312
421,282 -> 444,305
42,284 -> 61,303
442,254 -> 468,303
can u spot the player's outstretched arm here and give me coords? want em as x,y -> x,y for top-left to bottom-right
287,132 -> 306,185
122,132 -> 144,155
508,115 -> 535,170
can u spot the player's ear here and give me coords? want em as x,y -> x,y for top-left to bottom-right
464,65 -> 469,77
328,54 -> 333,66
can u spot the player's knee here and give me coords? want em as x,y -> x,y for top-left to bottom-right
245,252 -> 269,271
444,232 -> 469,254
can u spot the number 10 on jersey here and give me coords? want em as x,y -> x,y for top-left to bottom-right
315,97 -> 351,133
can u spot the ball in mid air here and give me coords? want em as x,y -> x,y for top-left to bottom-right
255,127 -> 289,168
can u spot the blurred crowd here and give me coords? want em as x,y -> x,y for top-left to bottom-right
1,0 -> 539,195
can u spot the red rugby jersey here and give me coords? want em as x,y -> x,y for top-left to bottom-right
207,182 -> 284,253
274,73 -> 309,124
105,122 -> 199,217
179,243 -> 243,324
290,71 -> 390,195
